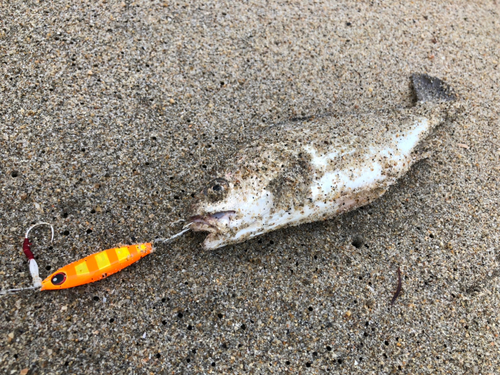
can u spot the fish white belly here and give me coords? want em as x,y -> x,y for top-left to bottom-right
238,117 -> 430,240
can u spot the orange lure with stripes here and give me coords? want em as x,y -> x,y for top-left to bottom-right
41,243 -> 153,290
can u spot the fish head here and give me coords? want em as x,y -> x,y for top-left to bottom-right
189,174 -> 271,250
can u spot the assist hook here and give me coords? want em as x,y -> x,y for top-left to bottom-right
23,222 -> 54,288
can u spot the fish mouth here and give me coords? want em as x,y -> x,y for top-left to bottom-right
189,211 -> 236,234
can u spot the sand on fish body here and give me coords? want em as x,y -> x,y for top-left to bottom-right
190,75 -> 460,249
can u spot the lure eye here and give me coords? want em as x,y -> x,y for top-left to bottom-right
203,178 -> 229,201
51,272 -> 66,286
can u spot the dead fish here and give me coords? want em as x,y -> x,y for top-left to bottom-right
189,74 -> 457,250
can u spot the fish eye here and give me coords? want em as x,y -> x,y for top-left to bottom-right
204,178 -> 229,200
51,272 -> 66,285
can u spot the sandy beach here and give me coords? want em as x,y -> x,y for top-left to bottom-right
1,0 -> 499,373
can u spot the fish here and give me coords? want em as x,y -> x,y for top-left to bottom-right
189,74 -> 457,250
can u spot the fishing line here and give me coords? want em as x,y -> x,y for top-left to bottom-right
0,286 -> 39,296
154,223 -> 192,243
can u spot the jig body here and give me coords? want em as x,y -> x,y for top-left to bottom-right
42,243 -> 153,290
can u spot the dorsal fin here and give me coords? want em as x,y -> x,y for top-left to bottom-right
411,73 -> 456,103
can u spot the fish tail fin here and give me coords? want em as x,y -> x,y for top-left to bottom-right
411,74 -> 456,103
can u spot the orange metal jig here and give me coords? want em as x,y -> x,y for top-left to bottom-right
41,243 -> 153,290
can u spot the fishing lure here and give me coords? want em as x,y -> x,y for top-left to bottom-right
1,222 -> 190,294
42,242 -> 153,290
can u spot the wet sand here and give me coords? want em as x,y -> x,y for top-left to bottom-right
1,1 -> 499,373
